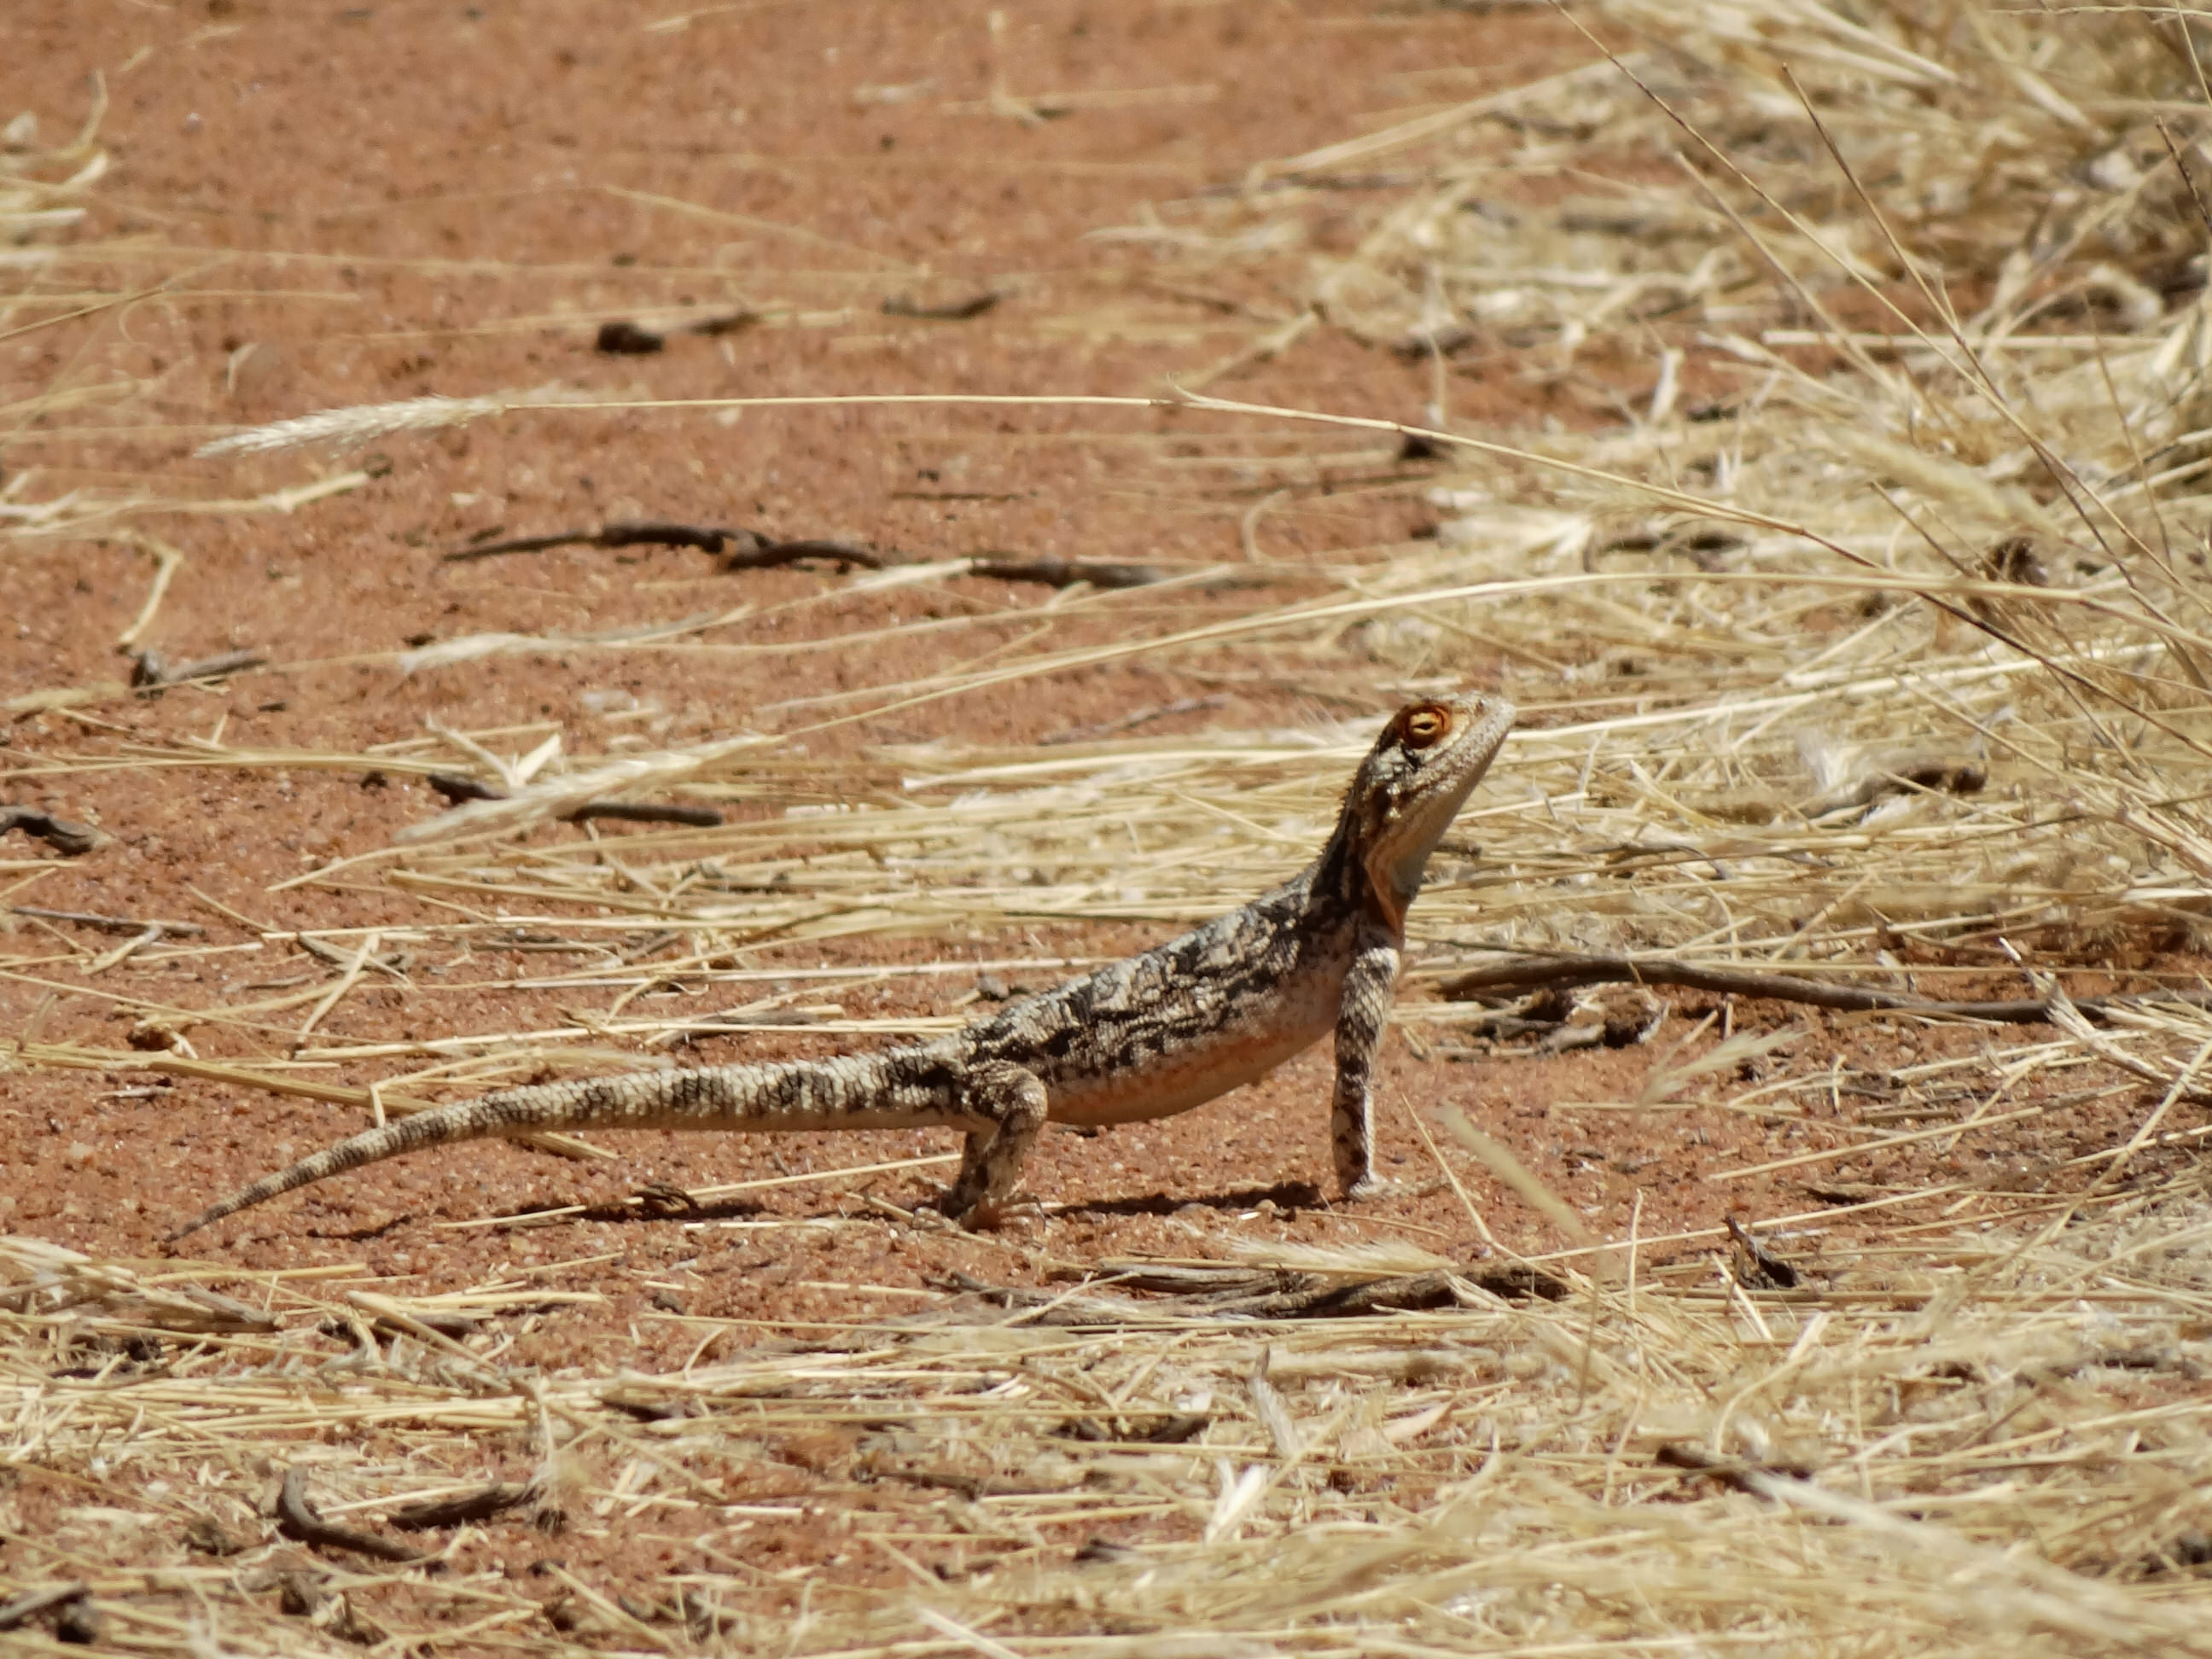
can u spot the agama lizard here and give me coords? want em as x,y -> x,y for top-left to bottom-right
172,689 -> 1514,1239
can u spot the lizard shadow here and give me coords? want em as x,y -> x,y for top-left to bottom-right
552,1182 -> 1327,1230
1051,1179 -> 1324,1222
572,1196 -> 776,1227
311,1214 -> 416,1243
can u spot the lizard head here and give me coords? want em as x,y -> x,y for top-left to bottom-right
1342,689 -> 1516,931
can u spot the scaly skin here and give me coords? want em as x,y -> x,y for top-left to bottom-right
172,690 -> 1514,1240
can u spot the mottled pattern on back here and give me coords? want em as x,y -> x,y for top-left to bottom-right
963,870 -> 1358,1121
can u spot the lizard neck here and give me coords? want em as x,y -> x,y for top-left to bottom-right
1307,809 -> 1406,938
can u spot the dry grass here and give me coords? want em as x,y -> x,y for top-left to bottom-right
5,1195 -> 2210,1655
9,1 -> 2212,1651
0,82 -> 389,553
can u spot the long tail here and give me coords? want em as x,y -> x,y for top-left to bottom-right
168,1051 -> 930,1242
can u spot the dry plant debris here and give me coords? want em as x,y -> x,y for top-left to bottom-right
1106,0 -> 2212,1006
5,1208 -> 2212,1655
9,0 -> 2212,1651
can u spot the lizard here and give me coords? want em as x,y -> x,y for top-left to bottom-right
171,688 -> 1514,1242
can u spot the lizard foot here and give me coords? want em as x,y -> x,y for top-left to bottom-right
1342,1174 -> 1445,1203
919,1187 -> 1043,1231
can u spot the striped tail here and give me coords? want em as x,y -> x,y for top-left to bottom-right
169,1064 -> 765,1242
169,1045 -> 960,1243
170,1106 -> 484,1241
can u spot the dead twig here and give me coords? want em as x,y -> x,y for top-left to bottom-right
568,800 -> 725,827
1439,953 -> 2212,1026
1043,1259 -> 1569,1318
719,534 -> 883,573
441,521 -> 1159,589
446,521 -> 737,562
127,648 -> 266,688
1725,1216 -> 1802,1289
444,521 -> 882,572
423,773 -> 722,828
386,1481 -> 535,1531
275,1468 -> 427,1563
0,807 -> 101,857
1654,1441 -> 1816,1497
10,905 -> 203,938
1240,1264 -> 1570,1316
971,554 -> 1162,590
882,289 -> 1004,321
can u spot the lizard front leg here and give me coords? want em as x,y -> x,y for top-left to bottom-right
937,1062 -> 1050,1226
1331,928 -> 1401,1199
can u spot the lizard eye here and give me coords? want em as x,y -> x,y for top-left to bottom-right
1400,703 -> 1451,748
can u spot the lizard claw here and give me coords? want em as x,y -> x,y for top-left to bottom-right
917,1186 -> 1039,1231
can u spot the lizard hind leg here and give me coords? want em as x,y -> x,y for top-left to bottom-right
938,1062 -> 1049,1228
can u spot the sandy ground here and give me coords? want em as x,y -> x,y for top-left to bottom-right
2,1 -> 2183,1640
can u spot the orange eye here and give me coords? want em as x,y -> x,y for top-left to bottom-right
1400,704 -> 1451,748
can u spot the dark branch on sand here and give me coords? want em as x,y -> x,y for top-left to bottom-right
1439,951 -> 2212,1026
